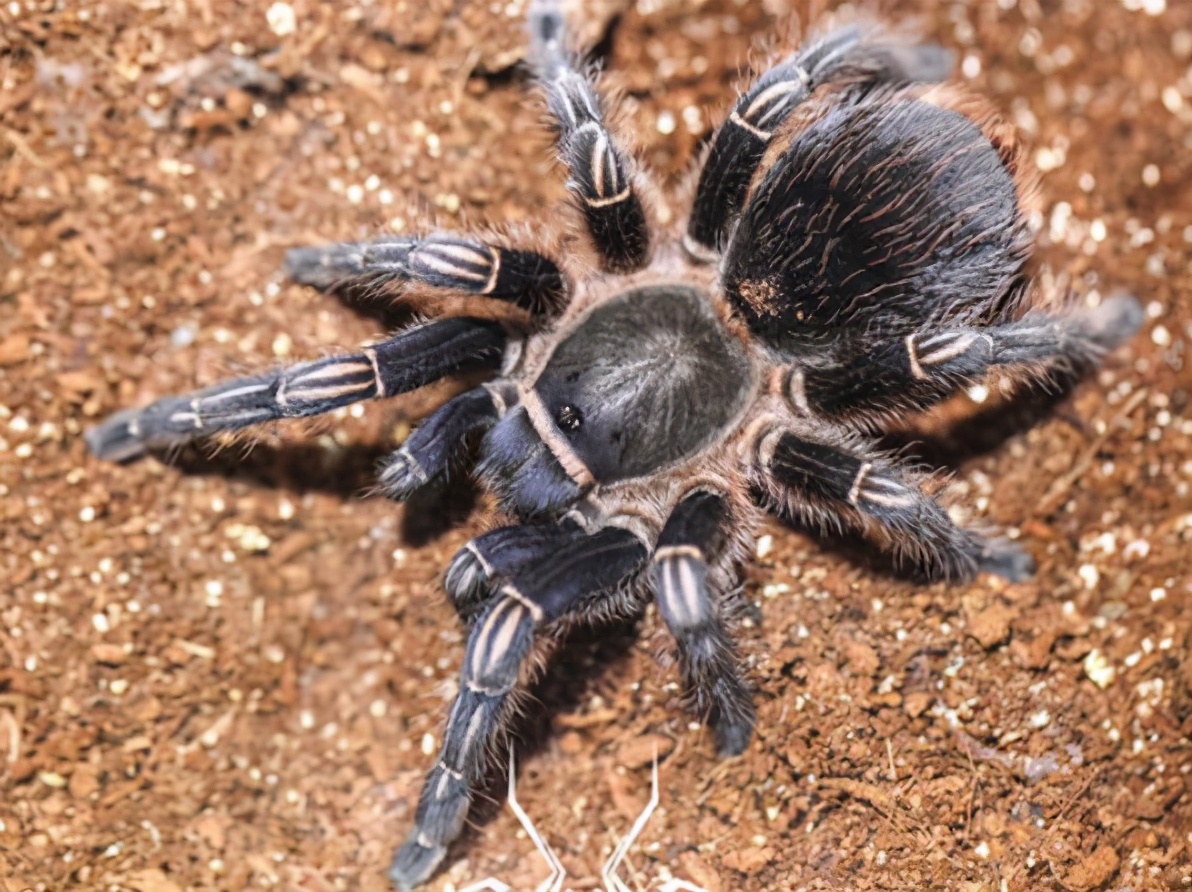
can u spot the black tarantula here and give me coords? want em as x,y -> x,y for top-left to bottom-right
87,3 -> 1144,888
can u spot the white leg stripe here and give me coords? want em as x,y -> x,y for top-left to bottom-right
857,487 -> 919,509
906,333 -> 928,380
398,447 -> 429,485
500,584 -> 545,624
464,541 -> 493,576
745,80 -> 801,127
728,111 -> 772,141
583,185 -> 632,209
848,462 -> 872,506
675,556 -> 707,625
653,544 -> 705,563
787,367 -> 810,414
363,347 -> 384,398
282,381 -> 372,403
590,131 -> 609,198
171,410 -> 202,430
482,246 -> 501,294
289,360 -> 373,384
682,233 -> 718,264
757,426 -> 784,469
199,382 -> 270,404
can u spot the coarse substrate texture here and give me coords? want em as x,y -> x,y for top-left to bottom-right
2,1 -> 1191,890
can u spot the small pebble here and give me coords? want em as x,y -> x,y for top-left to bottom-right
171,325 -> 197,348
266,1 -> 296,36
1083,649 -> 1116,689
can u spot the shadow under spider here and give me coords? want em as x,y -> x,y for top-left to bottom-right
775,374 -> 1094,585
131,274 -> 499,509
149,367 -> 1092,579
878,373 -> 1089,470
149,433 -> 483,543
152,438 -> 394,496
320,279 -> 422,333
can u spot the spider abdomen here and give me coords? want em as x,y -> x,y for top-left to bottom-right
723,89 -> 1033,350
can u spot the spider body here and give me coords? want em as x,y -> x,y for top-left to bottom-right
478,271 -> 756,515
86,4 -> 1143,888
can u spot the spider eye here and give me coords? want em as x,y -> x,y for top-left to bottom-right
555,404 -> 583,432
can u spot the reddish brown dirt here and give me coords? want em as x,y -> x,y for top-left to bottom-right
2,1 -> 1191,891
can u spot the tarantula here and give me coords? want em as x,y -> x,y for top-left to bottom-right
87,3 -> 1142,888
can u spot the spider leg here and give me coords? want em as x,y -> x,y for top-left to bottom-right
685,25 -> 951,261
380,385 -> 507,502
443,517 -> 586,622
86,317 -> 506,463
285,234 -> 567,316
782,294 -> 1144,423
389,524 -> 648,890
651,490 -> 755,756
754,427 -> 1033,583
528,1 -> 650,272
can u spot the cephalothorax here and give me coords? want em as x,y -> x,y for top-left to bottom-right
87,3 -> 1142,888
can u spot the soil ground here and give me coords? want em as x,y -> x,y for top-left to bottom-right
2,1 -> 1191,890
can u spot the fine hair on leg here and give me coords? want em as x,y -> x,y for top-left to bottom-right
85,317 -> 508,463
286,233 -> 568,316
528,0 -> 650,272
651,489 -> 756,755
389,523 -> 648,889
754,427 -> 1033,582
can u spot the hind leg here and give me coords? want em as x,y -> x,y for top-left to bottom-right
528,1 -> 651,271
389,524 -> 648,889
752,426 -> 1032,582
779,294 -> 1144,425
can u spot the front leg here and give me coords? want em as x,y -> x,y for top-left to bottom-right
442,517 -> 586,622
380,384 -> 512,502
389,524 -> 649,890
86,317 -> 506,463
651,489 -> 755,756
286,233 -> 568,316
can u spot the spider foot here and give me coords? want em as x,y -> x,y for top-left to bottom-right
284,240 -> 410,291
713,712 -> 754,757
85,406 -> 154,463
379,447 -> 430,501
978,539 -> 1035,582
389,836 -> 447,892
1081,292 -> 1144,350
